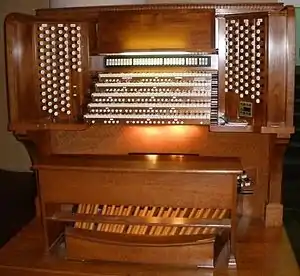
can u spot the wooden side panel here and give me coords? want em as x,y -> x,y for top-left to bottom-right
285,6 -> 296,129
5,13 -> 91,131
5,14 -> 39,130
39,169 -> 234,209
5,15 -> 20,126
97,9 -> 215,53
267,14 -> 287,127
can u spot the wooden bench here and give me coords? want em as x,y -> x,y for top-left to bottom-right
35,154 -> 242,268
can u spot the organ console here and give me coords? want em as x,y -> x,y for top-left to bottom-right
3,2 -> 296,273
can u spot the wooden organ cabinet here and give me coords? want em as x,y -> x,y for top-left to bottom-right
3,2 -> 296,273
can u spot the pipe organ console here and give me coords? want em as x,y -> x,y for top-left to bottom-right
86,54 -> 219,125
4,2 -> 295,271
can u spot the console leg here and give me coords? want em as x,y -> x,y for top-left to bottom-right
265,203 -> 283,227
228,253 -> 237,269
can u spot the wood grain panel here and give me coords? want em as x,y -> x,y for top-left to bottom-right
267,14 -> 287,126
268,142 -> 288,204
5,14 -> 40,129
65,227 -> 223,267
285,6 -> 296,128
39,169 -> 234,209
97,9 -> 215,53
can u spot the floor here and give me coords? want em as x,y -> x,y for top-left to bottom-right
0,219 -> 299,276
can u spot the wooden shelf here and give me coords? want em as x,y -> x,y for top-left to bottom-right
46,211 -> 231,228
210,125 -> 295,135
261,126 -> 295,134
33,154 -> 242,174
209,125 -> 254,133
